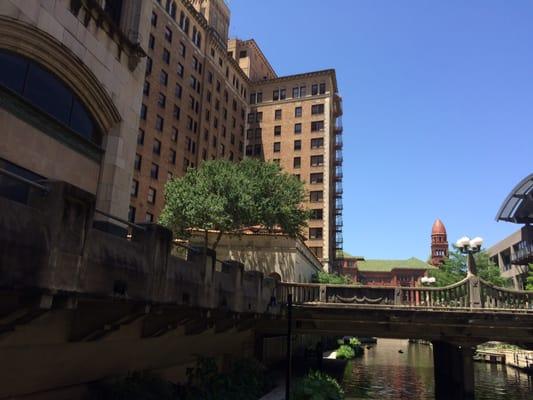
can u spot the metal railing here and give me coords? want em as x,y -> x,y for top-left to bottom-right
277,276 -> 533,311
511,242 -> 533,265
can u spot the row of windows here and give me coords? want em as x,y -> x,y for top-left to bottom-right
270,138 -> 324,152
246,122 -> 325,138
128,206 -> 154,224
153,1 -> 202,49
249,83 -> 327,104
247,104 -> 324,123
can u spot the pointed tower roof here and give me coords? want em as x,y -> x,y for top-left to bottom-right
432,219 -> 447,235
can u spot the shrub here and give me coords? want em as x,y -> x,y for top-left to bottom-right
312,271 -> 353,285
292,370 -> 344,400
335,344 -> 355,360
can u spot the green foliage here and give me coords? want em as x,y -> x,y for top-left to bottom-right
86,358 -> 272,400
159,159 -> 308,248
180,357 -> 272,400
86,371 -> 175,400
312,271 -> 353,285
526,264 -> 533,291
429,248 -> 509,287
348,337 -> 361,347
335,344 -> 356,360
292,370 -> 344,400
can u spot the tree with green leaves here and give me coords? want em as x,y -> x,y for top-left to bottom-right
159,159 -> 309,253
429,248 -> 509,287
526,264 -> 533,291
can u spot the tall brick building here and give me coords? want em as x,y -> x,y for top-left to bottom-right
130,0 -> 343,270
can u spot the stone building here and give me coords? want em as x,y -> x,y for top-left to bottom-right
129,1 -> 343,270
0,0 -> 152,224
189,227 -> 323,283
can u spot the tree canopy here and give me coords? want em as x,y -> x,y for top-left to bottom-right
428,248 -> 509,287
159,159 -> 309,249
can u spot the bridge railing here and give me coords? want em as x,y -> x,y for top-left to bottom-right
278,276 -> 533,311
480,279 -> 533,310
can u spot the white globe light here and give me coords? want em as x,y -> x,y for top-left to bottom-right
428,277 -> 436,284
421,277 -> 429,283
470,237 -> 483,249
455,236 -> 470,249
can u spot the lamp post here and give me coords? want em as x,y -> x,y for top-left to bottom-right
455,236 -> 483,277
421,276 -> 436,286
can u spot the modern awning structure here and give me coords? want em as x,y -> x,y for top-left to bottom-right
495,173 -> 533,224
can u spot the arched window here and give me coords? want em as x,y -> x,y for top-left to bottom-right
0,50 -> 100,144
170,1 -> 177,19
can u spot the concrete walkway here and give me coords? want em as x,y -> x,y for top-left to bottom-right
259,385 -> 285,400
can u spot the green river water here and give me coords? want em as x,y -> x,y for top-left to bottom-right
341,339 -> 532,400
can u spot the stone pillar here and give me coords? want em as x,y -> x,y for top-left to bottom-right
432,341 -> 475,400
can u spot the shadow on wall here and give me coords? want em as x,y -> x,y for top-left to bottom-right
227,248 -> 298,282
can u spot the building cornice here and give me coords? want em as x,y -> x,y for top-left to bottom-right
252,69 -> 338,93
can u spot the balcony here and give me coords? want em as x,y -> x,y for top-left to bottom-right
335,173 -> 343,182
335,139 -> 343,150
335,156 -> 343,166
511,242 -> 533,265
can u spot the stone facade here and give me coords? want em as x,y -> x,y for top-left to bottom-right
0,0 -> 152,220
189,229 -> 323,283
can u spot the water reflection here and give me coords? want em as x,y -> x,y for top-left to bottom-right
341,339 -> 532,400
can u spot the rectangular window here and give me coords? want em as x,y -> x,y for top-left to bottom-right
294,140 -> 301,151
256,112 -> 263,122
179,41 -> 186,57
155,115 -> 164,131
140,103 -> 147,120
153,139 -> 161,155
146,212 -> 154,223
128,206 -> 136,223
254,144 -> 262,155
169,149 -> 176,164
162,48 -> 170,64
157,92 -> 166,108
246,145 -> 253,156
131,179 -> 139,197
146,57 -> 152,75
309,228 -> 323,240
255,128 -> 262,139
300,86 -> 307,97
256,92 -> 263,103
274,125 -> 281,136
160,70 -> 168,85
137,129 -> 144,145
175,83 -> 182,99
173,105 -> 180,120
295,106 -> 302,117
151,11 -> 157,27
250,92 -> 256,104
311,84 -> 318,96
143,81 -> 150,95
150,163 -> 159,179
164,26 -> 172,42
275,109 -> 282,120
148,34 -> 155,50
311,138 -> 324,149
310,246 -> 323,258
280,89 -> 286,100
312,104 -> 325,115
310,173 -> 323,184
171,127 -> 178,142
293,157 -> 301,169
273,89 -> 279,101
134,154 -> 142,171
292,86 -> 299,98
247,113 -> 254,123
319,83 -> 326,94
310,209 -> 323,220
294,123 -> 302,134
310,155 -> 324,167
311,121 -> 324,132
273,142 -> 281,152
177,63 -> 184,77
147,187 -> 156,204
246,129 -> 253,139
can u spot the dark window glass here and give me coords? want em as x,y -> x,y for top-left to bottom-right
310,209 -> 323,220
294,123 -> 302,134
0,51 -> 98,142
0,51 -> 28,93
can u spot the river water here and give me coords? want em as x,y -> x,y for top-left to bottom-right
341,339 -> 532,400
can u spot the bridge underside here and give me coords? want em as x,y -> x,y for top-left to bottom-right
257,304 -> 533,346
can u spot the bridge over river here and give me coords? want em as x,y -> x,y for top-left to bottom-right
0,178 -> 532,399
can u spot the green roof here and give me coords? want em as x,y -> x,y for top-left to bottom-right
356,257 -> 436,272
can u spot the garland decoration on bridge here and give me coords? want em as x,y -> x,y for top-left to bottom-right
331,294 -> 385,304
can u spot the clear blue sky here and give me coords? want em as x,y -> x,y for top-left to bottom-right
228,0 -> 533,260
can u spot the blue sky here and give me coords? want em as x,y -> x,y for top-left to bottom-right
228,0 -> 533,260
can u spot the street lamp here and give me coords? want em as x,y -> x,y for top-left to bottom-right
455,236 -> 483,276
421,276 -> 436,285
